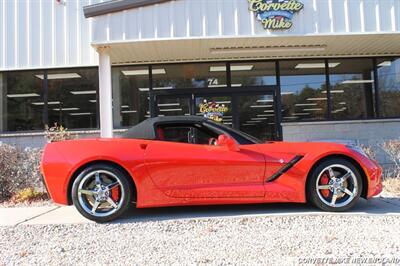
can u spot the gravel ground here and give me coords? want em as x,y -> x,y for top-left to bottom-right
1,215 -> 400,266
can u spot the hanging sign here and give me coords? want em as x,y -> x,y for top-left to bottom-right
248,0 -> 304,30
199,100 -> 228,122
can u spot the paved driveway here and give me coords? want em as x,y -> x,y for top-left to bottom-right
1,196 -> 399,226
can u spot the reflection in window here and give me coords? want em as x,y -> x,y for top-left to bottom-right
238,94 -> 276,141
1,71 -> 44,131
377,58 -> 400,118
152,63 -> 227,89
156,96 -> 190,117
47,68 -> 98,129
280,60 -> 327,122
112,66 -> 150,128
329,59 -> 375,119
231,62 -> 276,87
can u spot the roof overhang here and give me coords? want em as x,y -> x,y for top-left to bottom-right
93,33 -> 400,65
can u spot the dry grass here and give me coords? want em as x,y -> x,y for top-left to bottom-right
9,188 -> 48,204
382,177 -> 400,196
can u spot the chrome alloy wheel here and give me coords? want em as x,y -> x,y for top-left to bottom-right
316,164 -> 358,208
77,170 -> 125,217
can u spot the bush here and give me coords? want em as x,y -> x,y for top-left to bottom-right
10,188 -> 47,204
44,123 -> 73,143
380,139 -> 400,179
0,142 -> 44,202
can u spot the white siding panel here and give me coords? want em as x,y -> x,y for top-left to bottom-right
17,1 -> 27,68
188,0 -> 202,37
54,2 -> 66,66
1,0 -> 400,71
332,0 -> 346,33
0,0 -> 99,71
379,0 -> 394,32
67,0 -> 78,66
88,0 -> 400,44
156,4 -> 171,38
0,0 -> 4,68
317,0 -> 331,33
81,1 -> 93,65
109,9 -> 124,41
364,0 -> 377,32
205,1 -> 219,37
236,0 -> 251,35
395,0 -> 400,31
42,0 -> 54,66
141,7 -> 154,39
30,1 -> 41,67
171,1 -> 186,38
348,0 -> 362,33
125,9 -> 140,40
222,0 -> 235,36
299,0 -> 316,35
5,1 -> 15,67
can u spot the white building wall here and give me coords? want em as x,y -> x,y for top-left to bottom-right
91,0 -> 400,44
1,0 -> 400,70
0,0 -> 103,71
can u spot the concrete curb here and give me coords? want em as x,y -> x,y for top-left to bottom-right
0,197 -> 399,226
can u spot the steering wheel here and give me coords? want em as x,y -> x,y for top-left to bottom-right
208,138 -> 218,146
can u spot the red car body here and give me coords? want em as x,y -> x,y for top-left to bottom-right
41,137 -> 382,208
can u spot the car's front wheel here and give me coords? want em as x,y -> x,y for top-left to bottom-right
71,163 -> 133,222
308,158 -> 362,212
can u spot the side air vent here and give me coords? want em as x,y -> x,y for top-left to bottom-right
266,155 -> 304,182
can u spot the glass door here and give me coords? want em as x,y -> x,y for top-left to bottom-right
153,87 -> 280,141
194,95 -> 233,127
236,94 -> 277,142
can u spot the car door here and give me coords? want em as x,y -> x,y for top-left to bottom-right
143,137 -> 266,198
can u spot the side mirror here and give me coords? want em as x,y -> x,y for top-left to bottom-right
217,134 -> 240,152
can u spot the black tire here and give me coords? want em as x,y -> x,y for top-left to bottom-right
307,158 -> 362,212
71,163 -> 133,223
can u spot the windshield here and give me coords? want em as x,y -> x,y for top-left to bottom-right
205,120 -> 261,145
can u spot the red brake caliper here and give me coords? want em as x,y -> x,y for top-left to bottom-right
110,186 -> 120,202
320,173 -> 330,198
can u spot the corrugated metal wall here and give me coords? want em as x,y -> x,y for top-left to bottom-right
91,0 -> 400,43
1,0 -> 400,71
0,0 -> 103,71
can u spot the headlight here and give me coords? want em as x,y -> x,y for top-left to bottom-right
346,145 -> 369,158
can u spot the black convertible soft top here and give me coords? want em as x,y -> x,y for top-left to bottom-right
122,116 -> 207,140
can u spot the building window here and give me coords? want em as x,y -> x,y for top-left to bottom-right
279,60 -> 328,122
377,58 -> 400,118
230,62 -> 276,87
112,66 -> 150,128
328,59 -> 375,120
0,71 -> 44,132
47,68 -> 99,129
151,63 -> 227,89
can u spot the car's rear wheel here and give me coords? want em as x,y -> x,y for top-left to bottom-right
308,158 -> 362,212
71,163 -> 132,222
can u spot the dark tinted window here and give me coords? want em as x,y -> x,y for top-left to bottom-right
328,58 -> 375,119
1,70 -> 44,132
157,124 -> 217,144
377,57 -> 400,118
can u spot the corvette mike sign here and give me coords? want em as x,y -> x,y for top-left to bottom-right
199,100 -> 228,122
248,0 -> 304,30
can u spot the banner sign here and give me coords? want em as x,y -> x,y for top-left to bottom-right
199,100 -> 228,122
248,0 -> 304,30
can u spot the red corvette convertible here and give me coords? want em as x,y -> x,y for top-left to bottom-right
41,116 -> 382,222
